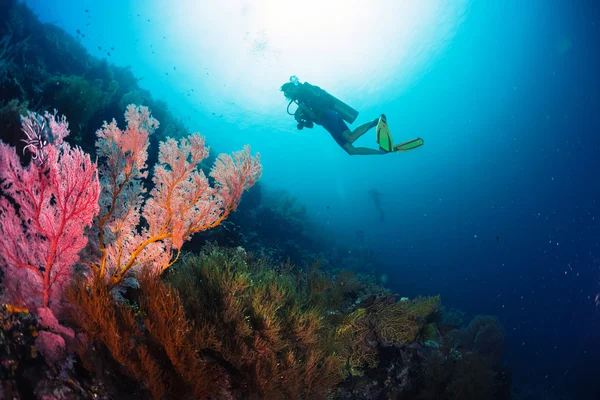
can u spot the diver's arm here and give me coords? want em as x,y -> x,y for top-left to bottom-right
294,106 -> 315,129
298,103 -> 320,123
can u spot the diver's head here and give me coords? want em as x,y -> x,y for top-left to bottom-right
281,81 -> 301,101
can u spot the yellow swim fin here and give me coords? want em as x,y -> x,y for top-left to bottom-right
376,116 -> 424,153
393,138 -> 424,152
375,116 -> 394,152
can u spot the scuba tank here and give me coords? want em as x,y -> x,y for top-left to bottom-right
327,90 -> 359,124
288,76 -> 359,124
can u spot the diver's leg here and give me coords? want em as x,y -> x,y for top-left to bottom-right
342,118 -> 379,143
341,143 -> 388,155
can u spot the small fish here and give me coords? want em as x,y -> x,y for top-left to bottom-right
98,46 -> 102,50
147,19 -> 151,22
85,9 -> 89,12
165,72 -> 169,75
81,34 -> 85,38
107,52 -> 111,56
326,205 -> 330,209
111,47 -> 114,50
76,29 -> 81,34
191,88 -> 194,92
496,236 -> 500,243
173,66 -> 176,70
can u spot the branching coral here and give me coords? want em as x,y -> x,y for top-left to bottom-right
67,247 -> 345,399
66,269 -> 221,400
166,248 -> 345,399
0,110 -> 100,312
87,104 -> 261,288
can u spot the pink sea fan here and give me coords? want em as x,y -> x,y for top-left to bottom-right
210,144 -> 262,212
0,111 -> 100,311
92,105 -> 262,286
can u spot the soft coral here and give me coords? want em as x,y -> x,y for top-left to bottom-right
0,110 -> 100,312
91,104 -> 261,287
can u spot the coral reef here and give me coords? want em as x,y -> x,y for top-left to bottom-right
0,240 -> 511,399
417,313 -> 511,400
333,343 -> 427,399
63,246 -> 502,400
160,247 -> 346,398
66,269 -> 219,400
65,247 -> 346,399
0,304 -> 111,399
336,294 -> 440,376
0,1 -> 514,398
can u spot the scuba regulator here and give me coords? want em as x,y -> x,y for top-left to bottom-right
294,108 -> 314,130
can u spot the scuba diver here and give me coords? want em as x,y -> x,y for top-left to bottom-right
281,76 -> 424,155
281,77 -> 386,155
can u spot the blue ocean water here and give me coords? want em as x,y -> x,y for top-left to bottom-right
20,0 -> 600,397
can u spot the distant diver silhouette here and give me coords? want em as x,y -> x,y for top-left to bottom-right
368,189 -> 385,222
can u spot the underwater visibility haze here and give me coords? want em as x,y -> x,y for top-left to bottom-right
0,0 -> 599,398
